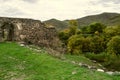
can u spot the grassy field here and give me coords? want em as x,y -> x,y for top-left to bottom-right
0,42 -> 120,80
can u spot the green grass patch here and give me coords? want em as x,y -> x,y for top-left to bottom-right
0,42 -> 119,80
65,54 -> 103,68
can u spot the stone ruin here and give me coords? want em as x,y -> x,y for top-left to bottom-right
0,17 -> 62,52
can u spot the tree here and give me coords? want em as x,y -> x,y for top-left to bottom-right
58,29 -> 70,45
89,35 -> 105,53
67,35 -> 91,54
107,36 -> 120,55
58,20 -> 79,46
104,25 -> 120,38
88,22 -> 106,34
68,20 -> 78,36
67,35 -> 84,54
81,26 -> 89,34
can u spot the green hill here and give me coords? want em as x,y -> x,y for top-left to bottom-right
44,12 -> 120,30
0,42 -> 120,80
77,12 -> 120,27
44,19 -> 69,30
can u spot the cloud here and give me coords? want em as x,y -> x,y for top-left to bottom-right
3,8 -> 25,16
98,0 -> 120,4
0,0 -> 120,21
22,0 -> 38,3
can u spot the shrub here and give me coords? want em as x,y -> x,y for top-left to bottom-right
67,35 -> 91,54
89,35 -> 105,54
85,52 -> 109,62
107,36 -> 120,55
58,29 -> 70,45
85,52 -> 120,71
104,26 -> 120,38
67,35 -> 83,55
104,56 -> 120,71
87,22 -> 106,34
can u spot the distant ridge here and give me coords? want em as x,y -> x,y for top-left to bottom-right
76,12 -> 120,27
43,18 -> 69,30
44,12 -> 120,30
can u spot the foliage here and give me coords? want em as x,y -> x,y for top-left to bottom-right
67,35 -> 92,54
103,56 -> 120,71
85,52 -> 109,62
67,35 -> 84,54
87,22 -> 106,34
58,20 -> 78,45
58,29 -> 70,45
89,35 -> 106,54
104,26 -> 120,39
68,20 -> 78,36
81,26 -> 89,34
67,35 -> 105,54
85,52 -> 120,71
58,20 -> 120,71
107,36 -> 120,55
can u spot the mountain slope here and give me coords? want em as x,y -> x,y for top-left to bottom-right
77,12 -> 120,27
44,12 -> 120,30
43,19 -> 69,30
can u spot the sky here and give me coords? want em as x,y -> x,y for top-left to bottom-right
0,0 -> 120,21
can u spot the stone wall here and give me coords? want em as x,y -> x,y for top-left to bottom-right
0,17 -> 62,51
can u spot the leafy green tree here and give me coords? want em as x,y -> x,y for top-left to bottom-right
68,20 -> 78,36
89,35 -> 105,53
81,26 -> 89,34
88,22 -> 106,34
67,35 -> 84,54
104,25 -> 120,38
67,35 -> 92,54
107,36 -> 120,55
58,20 -> 79,46
58,29 -> 70,45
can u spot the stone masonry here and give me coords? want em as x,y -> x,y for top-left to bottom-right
0,17 -> 62,51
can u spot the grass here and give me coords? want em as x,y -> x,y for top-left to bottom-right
0,42 -> 120,80
65,54 -> 103,68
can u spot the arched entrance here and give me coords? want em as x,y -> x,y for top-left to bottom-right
1,22 -> 15,41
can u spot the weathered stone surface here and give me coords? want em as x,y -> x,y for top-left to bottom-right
97,69 -> 104,72
0,17 -> 62,52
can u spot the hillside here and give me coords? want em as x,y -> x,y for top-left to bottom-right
43,19 -> 69,30
44,12 -> 120,30
77,12 -> 120,27
0,42 -> 119,80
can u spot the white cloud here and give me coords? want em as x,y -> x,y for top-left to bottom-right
0,0 -> 120,21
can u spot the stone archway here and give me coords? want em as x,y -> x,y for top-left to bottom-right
1,22 -> 15,41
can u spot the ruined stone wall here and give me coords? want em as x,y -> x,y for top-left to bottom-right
0,17 -> 62,51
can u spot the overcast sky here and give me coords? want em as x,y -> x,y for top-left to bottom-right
0,0 -> 120,21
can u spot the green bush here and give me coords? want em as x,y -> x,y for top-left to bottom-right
58,29 -> 70,45
104,26 -> 120,38
87,22 -> 106,34
67,35 -> 84,55
104,56 -> 120,71
85,52 -> 120,71
107,36 -> 120,55
67,35 -> 106,54
67,35 -> 92,54
85,52 -> 109,62
89,35 -> 106,54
